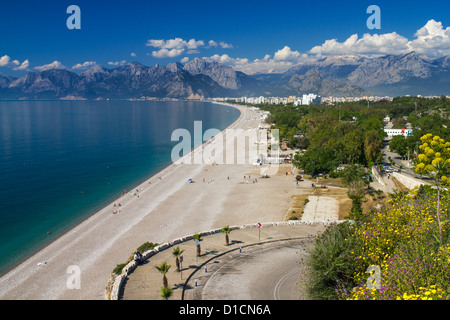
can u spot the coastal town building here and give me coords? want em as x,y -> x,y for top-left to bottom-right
293,94 -> 321,106
384,128 -> 413,137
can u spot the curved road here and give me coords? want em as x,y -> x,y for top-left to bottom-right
185,239 -> 313,300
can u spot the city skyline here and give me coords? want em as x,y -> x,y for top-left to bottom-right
0,0 -> 449,76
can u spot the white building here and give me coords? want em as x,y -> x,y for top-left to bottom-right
293,94 -> 321,106
384,128 -> 413,137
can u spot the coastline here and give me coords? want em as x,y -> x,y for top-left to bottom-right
0,101 -> 260,299
0,100 -> 241,278
0,100 -> 303,300
0,99 -> 241,278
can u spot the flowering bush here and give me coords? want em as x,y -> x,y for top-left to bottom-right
305,187 -> 450,300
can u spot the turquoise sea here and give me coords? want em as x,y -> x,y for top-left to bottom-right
0,100 -> 240,276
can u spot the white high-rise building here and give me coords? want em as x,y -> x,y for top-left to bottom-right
293,94 -> 321,106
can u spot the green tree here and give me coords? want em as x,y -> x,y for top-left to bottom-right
294,146 -> 338,176
155,261 -> 171,288
341,129 -> 365,164
389,135 -> 408,158
160,286 -> 173,300
172,247 -> 185,272
340,164 -> 370,189
415,133 -> 450,243
192,233 -> 203,257
340,164 -> 370,220
221,225 -> 232,246
364,129 -> 383,164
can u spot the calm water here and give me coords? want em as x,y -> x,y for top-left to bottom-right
0,100 -> 240,276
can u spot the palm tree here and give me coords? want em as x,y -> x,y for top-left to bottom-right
155,261 -> 171,288
221,225 -> 232,246
172,247 -> 185,272
160,286 -> 173,300
192,233 -> 203,257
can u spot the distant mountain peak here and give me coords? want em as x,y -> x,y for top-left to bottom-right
184,56 -> 240,89
1,52 -> 449,100
167,62 -> 184,73
80,64 -> 109,76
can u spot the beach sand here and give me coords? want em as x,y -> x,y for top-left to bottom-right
0,103 -> 303,300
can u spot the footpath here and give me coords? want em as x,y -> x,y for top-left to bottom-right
117,222 -> 331,300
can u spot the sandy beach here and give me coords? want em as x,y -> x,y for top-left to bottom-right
0,102 -> 303,300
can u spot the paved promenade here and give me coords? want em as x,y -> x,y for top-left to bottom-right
119,223 -> 328,300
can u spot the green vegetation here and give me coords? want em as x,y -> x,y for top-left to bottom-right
160,286 -> 173,300
302,187 -> 450,300
415,134 -> 450,244
112,241 -> 158,275
256,101 -> 385,176
136,241 -> 158,253
339,164 -> 371,220
251,94 -> 450,301
252,96 -> 449,177
155,261 -> 171,288
389,135 -> 415,158
192,233 -> 203,257
221,225 -> 232,246
113,263 -> 127,275
172,247 -> 185,272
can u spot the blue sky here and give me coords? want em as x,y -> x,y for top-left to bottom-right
1,0 -> 449,76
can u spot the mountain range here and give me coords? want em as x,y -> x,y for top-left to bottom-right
0,52 -> 449,100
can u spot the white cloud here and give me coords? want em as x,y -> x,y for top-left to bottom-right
151,48 -> 185,58
34,60 -> 66,71
206,40 -> 233,49
146,38 -> 204,50
131,52 -> 137,57
186,39 -> 204,50
13,59 -> 29,71
206,46 -> 314,74
309,32 -> 410,57
0,55 -> 11,67
221,19 -> 450,74
219,41 -> 233,49
72,61 -> 97,70
108,60 -> 127,66
146,37 -> 233,58
274,46 -> 304,61
0,55 -> 30,71
147,38 -> 203,58
409,19 -> 450,57
309,19 -> 450,58
207,40 -> 218,48
180,57 -> 189,63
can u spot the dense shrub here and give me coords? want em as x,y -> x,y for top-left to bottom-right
303,188 -> 450,300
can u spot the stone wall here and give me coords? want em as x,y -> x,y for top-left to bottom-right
392,172 -> 431,190
371,165 -> 385,186
107,220 -> 343,300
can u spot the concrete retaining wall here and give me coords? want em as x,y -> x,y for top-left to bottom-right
392,172 -> 430,190
371,165 -> 385,186
107,220 -> 344,300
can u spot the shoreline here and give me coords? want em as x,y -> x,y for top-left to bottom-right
0,100 -> 242,278
0,101 -> 261,299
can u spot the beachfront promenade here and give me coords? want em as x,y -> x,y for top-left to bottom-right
116,221 -> 335,300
